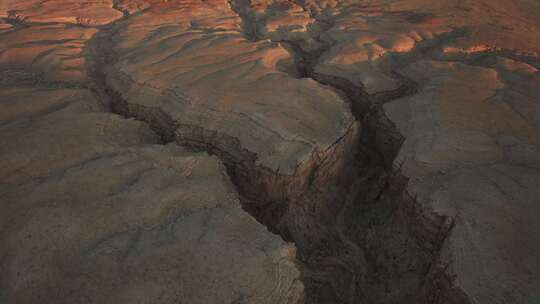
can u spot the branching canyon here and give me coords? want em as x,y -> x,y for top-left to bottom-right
1,0 -> 539,303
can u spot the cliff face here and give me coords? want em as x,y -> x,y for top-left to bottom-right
1,1 -> 539,303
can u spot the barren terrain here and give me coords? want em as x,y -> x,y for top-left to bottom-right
1,0 -> 539,303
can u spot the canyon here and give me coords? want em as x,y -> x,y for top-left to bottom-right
1,0 -> 539,303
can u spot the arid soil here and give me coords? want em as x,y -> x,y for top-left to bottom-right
1,0 -> 539,303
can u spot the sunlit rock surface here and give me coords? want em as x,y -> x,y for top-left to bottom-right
103,0 -> 357,178
1,0 -> 123,25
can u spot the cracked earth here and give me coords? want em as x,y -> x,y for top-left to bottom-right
1,0 -> 539,303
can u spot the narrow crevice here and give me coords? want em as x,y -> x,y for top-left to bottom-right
86,9 -> 361,238
112,0 -> 131,18
85,7 -> 468,304
270,7 -> 471,303
228,0 -> 265,41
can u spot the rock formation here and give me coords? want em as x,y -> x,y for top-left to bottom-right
1,0 -> 539,303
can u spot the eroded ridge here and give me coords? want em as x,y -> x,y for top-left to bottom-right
0,1 -> 303,303
89,0 -> 360,218
86,1 -> 460,303
1,0 -> 540,303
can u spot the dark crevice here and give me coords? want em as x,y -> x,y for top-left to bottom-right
112,0 -> 131,18
228,0 -> 265,41
274,8 -> 470,303
85,6 -> 468,304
